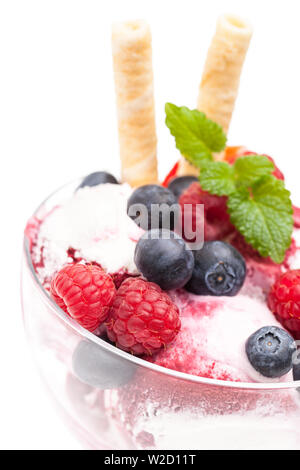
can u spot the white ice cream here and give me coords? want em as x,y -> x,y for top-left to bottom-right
33,183 -> 143,282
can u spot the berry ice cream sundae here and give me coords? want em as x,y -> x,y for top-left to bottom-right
23,15 -> 300,449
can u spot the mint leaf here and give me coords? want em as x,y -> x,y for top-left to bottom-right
234,155 -> 274,187
199,155 -> 275,196
165,103 -> 227,168
199,161 -> 236,196
227,175 -> 293,263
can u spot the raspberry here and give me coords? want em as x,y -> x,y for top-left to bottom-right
51,263 -> 116,332
106,278 -> 181,356
179,182 -> 234,242
268,270 -> 300,339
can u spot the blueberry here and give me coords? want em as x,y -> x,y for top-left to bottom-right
185,241 -> 246,296
246,326 -> 296,379
72,340 -> 136,389
77,171 -> 119,190
293,349 -> 300,381
127,184 -> 178,231
134,229 -> 194,290
168,176 -> 198,199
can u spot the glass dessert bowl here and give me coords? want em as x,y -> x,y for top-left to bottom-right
22,179 -> 300,450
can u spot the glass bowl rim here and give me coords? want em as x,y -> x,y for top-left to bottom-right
23,177 -> 300,392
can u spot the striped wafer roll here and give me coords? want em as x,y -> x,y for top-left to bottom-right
112,20 -> 158,187
178,14 -> 253,176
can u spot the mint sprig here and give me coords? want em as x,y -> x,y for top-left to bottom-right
201,162 -> 293,263
199,154 -> 275,196
200,159 -> 293,263
165,103 -> 293,263
165,103 -> 227,167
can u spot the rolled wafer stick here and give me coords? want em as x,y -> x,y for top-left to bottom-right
178,14 -> 253,176
112,20 -> 158,187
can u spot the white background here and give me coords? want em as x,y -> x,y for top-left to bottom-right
1,0 -> 300,450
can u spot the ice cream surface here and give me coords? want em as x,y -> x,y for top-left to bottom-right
32,183 -> 143,285
27,179 -> 300,384
148,284 -> 293,382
